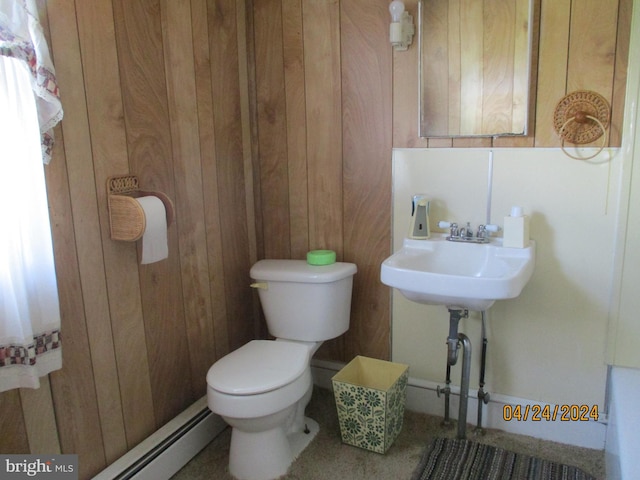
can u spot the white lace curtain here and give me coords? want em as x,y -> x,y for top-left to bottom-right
0,0 -> 63,392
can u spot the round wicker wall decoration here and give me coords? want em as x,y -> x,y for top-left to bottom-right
553,90 -> 610,145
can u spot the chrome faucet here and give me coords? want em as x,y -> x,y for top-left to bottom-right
459,222 -> 473,239
439,221 -> 499,244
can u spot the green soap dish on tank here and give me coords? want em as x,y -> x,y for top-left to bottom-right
307,250 -> 336,265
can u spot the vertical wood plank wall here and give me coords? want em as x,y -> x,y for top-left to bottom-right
0,0 -> 257,477
0,0 -> 631,478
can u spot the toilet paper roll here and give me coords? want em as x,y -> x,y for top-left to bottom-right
137,196 -> 168,264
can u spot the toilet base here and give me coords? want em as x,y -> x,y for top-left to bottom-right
288,417 -> 319,461
229,417 -> 319,480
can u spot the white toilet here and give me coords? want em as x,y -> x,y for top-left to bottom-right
206,259 -> 357,480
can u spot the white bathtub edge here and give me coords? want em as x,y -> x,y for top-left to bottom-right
605,366 -> 640,480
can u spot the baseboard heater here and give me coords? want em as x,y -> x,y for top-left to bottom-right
93,397 -> 226,480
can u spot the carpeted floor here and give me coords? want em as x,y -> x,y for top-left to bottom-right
171,387 -> 605,480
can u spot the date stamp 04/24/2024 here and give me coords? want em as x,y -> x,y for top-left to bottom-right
503,404 -> 600,422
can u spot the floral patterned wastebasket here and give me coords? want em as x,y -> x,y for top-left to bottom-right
331,356 -> 409,453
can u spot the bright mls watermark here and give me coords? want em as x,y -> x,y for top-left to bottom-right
1,455 -> 77,479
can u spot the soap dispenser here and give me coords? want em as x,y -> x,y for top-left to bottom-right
408,194 -> 430,239
503,206 -> 530,248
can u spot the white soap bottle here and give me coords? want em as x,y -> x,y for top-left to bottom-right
503,206 -> 530,248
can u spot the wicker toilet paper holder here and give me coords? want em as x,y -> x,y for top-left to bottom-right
107,175 -> 175,241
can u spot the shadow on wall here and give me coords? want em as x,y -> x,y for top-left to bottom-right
489,210 -> 610,404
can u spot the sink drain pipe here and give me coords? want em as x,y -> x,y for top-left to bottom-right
456,333 -> 472,439
438,308 -> 472,439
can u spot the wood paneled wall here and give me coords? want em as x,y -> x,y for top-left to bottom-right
0,0 -> 631,478
252,0 -> 393,362
0,0 -> 258,477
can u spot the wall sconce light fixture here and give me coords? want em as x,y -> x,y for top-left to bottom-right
389,0 -> 414,51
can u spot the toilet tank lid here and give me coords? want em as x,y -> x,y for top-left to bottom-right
250,259 -> 357,283
207,340 -> 309,395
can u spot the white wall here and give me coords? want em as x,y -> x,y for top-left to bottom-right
607,0 -> 640,369
391,147 -> 622,410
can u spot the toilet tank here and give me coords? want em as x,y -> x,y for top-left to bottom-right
250,260 -> 357,341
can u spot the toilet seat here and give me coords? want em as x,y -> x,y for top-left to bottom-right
207,340 -> 310,395
207,340 -> 313,419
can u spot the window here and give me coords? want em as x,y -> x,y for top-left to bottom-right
0,1 -> 63,392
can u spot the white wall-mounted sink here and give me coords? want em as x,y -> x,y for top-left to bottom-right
380,234 -> 536,310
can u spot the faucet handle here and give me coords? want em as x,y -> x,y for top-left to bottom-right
438,221 -> 459,237
477,224 -> 501,241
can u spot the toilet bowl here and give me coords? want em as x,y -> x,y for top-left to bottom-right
206,259 -> 357,480
207,340 -> 319,480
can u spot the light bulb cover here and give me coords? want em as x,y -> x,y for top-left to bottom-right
389,0 -> 405,22
388,0 -> 414,51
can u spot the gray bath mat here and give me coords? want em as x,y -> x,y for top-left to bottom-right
411,437 -> 596,480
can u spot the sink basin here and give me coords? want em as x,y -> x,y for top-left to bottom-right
380,234 -> 535,310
